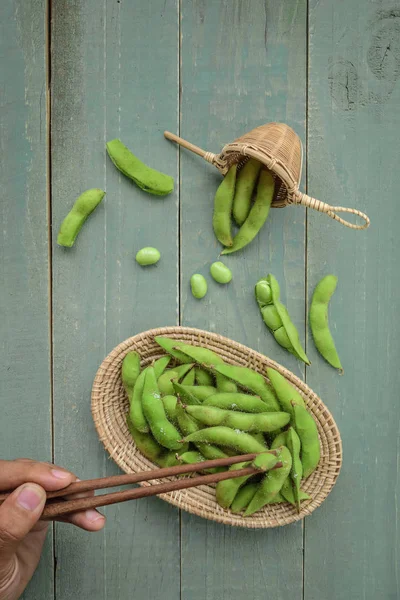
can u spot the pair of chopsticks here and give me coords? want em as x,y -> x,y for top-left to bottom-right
0,453 -> 279,520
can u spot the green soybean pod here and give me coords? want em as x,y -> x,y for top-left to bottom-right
210,262 -> 232,284
213,364 -> 280,411
129,369 -> 149,433
216,461 -> 253,509
175,402 -> 228,460
286,426 -> 303,510
195,367 -> 214,387
222,169 -> 274,255
185,405 -> 290,433
252,451 -> 281,472
266,367 -> 305,416
170,342 -> 235,393
157,370 -> 179,395
141,367 -> 182,450
244,446 -> 292,516
135,247 -> 161,266
181,367 -> 195,386
203,392 -> 269,414
310,275 -> 343,372
172,381 -> 202,406
175,384 -> 217,402
190,274 -> 208,299
232,158 -> 262,226
176,451 -> 223,474
126,415 -> 186,467
106,139 -> 174,196
57,188 -> 105,247
153,356 -> 171,378
230,482 -> 259,513
182,426 -> 267,454
154,336 -> 193,364
121,351 -> 141,398
213,164 -> 237,247
292,404 -> 320,478
271,431 -> 288,448
162,395 -> 178,424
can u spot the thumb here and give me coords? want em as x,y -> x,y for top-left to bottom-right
0,484 -> 46,565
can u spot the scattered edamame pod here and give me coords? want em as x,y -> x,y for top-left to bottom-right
292,403 -> 320,478
266,367 -> 305,416
106,139 -> 174,196
210,262 -> 232,284
129,368 -> 149,433
213,364 -> 280,411
141,367 -> 182,450
232,158 -> 262,226
190,274 -> 208,299
121,351 -> 141,398
57,188 -> 105,247
244,446 -> 292,516
135,247 -> 161,266
222,169 -> 274,255
310,275 -> 343,372
184,405 -> 290,433
182,426 -> 267,454
213,164 -> 237,247
203,392 -> 270,414
255,274 -> 310,364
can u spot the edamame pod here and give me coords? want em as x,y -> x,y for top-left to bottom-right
57,188 -> 105,247
126,415 -> 185,467
170,341 -> 235,392
129,369 -> 149,433
213,364 -> 280,411
255,274 -> 310,364
286,426 -> 303,510
141,367 -> 182,450
232,158 -> 262,226
310,275 -> 343,372
154,336 -> 193,364
203,392 -> 269,414
106,139 -> 174,195
182,426 -> 267,454
153,356 -> 171,378
175,402 -> 228,460
195,367 -> 214,387
292,403 -> 320,478
181,367 -> 195,386
266,367 -> 305,416
158,370 -> 179,395
121,351 -> 141,398
172,381 -> 202,406
244,446 -> 292,516
175,384 -> 217,402
162,395 -> 178,424
222,169 -> 274,255
216,461 -> 254,509
230,482 -> 259,513
213,164 -> 237,247
184,405 -> 290,433
176,451 -> 223,474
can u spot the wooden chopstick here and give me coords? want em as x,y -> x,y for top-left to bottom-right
0,452 -> 281,519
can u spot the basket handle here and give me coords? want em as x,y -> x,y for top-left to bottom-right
164,131 -> 217,165
294,193 -> 370,230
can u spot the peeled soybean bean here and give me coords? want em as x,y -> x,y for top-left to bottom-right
135,247 -> 161,266
57,188 -> 105,247
310,274 -> 343,372
190,274 -> 208,299
210,261 -> 232,284
106,139 -> 174,195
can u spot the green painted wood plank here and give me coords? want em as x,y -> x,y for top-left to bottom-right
179,1 -> 307,598
0,1 -> 53,598
306,1 -> 400,598
51,1 -> 180,599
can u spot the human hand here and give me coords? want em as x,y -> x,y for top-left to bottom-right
0,459 -> 105,600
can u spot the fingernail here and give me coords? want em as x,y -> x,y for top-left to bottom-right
51,469 -> 70,480
85,509 -> 105,523
17,485 -> 44,511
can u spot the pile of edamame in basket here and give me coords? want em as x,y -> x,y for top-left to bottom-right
58,138 -> 343,516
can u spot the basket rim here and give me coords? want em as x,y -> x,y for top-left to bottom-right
91,326 -> 342,529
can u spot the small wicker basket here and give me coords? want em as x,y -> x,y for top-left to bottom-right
165,122 -> 370,230
91,327 -> 342,528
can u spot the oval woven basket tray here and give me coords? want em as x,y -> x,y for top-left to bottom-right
91,326 -> 342,528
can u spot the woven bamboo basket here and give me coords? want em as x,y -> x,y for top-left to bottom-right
91,327 -> 342,528
164,122 -> 370,230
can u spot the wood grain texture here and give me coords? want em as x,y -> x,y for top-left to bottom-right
0,1 -> 53,598
51,1 -> 180,599
179,1 -> 307,598
306,1 -> 400,598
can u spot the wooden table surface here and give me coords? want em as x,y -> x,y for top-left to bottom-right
1,1 -> 399,598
